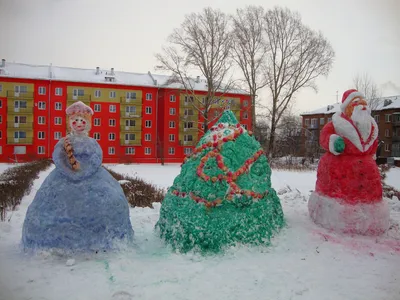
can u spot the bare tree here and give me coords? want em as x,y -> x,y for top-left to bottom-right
353,73 -> 381,110
263,7 -> 335,158
231,5 -> 269,131
155,7 -> 235,133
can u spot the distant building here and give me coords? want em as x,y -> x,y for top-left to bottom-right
0,59 -> 252,163
300,96 -> 400,159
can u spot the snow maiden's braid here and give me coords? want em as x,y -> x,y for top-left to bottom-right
64,137 -> 80,170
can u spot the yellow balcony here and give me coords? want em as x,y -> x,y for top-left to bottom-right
7,122 -> 33,129
120,139 -> 141,146
7,137 -> 33,144
120,96 -> 142,104
120,124 -> 142,132
67,94 -> 91,102
179,140 -> 197,146
6,91 -> 34,99
7,106 -> 33,114
120,111 -> 142,118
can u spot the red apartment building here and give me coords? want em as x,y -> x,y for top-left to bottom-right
0,59 -> 252,163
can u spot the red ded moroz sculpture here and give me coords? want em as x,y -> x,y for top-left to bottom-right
308,89 -> 390,235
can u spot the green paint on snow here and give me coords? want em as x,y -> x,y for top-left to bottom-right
156,110 -> 285,254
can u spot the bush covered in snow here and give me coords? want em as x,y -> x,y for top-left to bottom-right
104,166 -> 165,208
0,159 -> 52,221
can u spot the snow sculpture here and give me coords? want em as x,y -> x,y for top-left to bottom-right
22,101 -> 133,252
308,89 -> 389,235
156,110 -> 284,253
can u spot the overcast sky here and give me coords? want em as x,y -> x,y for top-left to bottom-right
1,0 -> 399,114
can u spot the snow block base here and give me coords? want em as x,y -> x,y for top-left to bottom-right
308,191 -> 390,235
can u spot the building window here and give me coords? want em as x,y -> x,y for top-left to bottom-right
168,147 -> 175,155
243,112 -> 248,119
0,131 -> 2,139
146,93 -> 152,100
55,102 -> 62,110
125,147 -> 135,155
385,129 -> 390,137
0,146 -> 2,154
38,131 -> 45,139
170,95 -> 176,102
305,119 -> 310,126
145,107 -> 152,114
15,116 -> 27,124
243,124 -> 248,130
184,134 -> 193,142
0,84 -> 2,92
109,119 -> 116,127
38,87 -> 46,95
55,87 -> 63,96
311,118 -> 318,127
108,147 -> 115,155
385,144 -> 390,152
0,116 -> 2,123
125,120 -> 135,127
145,134 -> 151,141
184,96 -> 193,104
328,117 -> 332,123
38,116 -> 45,124
94,104 -> 101,112
55,117 -> 62,125
184,109 -> 194,116
169,134 -> 175,142
94,118 -> 101,126
126,92 -> 136,99
170,108 -> 176,115
73,89 -> 84,97
14,131 -> 27,139
169,121 -> 175,128
94,133 -> 100,140
125,133 -> 135,141
320,118 -> 325,125
94,90 -> 101,98
374,115 -> 380,122
184,122 -> 194,129
109,105 -> 116,113
109,133 -> 116,141
0,100 -> 2,108
38,146 -> 45,154
54,132 -> 61,140
184,148 -> 192,155
243,100 -> 248,107
385,114 -> 392,122
109,91 -> 116,98
145,120 -> 152,128
125,106 -> 136,114
38,101 -> 46,110
145,147 -> 151,155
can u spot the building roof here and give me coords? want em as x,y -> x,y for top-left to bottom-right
301,95 -> 400,116
0,60 -> 248,95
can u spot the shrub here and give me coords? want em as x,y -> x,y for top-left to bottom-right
104,167 -> 165,208
0,159 -> 52,221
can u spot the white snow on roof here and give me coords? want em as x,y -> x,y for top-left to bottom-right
302,95 -> 400,116
0,61 -> 248,95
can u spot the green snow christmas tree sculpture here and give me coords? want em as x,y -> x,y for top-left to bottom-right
156,110 -> 285,253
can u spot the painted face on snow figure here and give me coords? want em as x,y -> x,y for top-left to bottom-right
69,113 -> 91,136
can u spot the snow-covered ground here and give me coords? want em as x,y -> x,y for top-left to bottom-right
0,163 -> 400,300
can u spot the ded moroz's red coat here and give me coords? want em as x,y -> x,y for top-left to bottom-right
315,112 -> 382,204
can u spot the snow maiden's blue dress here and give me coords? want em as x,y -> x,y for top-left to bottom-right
22,134 -> 134,253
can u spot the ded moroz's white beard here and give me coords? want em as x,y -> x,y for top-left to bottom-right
351,105 -> 373,141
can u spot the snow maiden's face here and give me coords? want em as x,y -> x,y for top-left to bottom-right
68,113 -> 91,135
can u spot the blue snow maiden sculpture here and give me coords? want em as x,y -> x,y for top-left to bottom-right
22,101 -> 134,253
